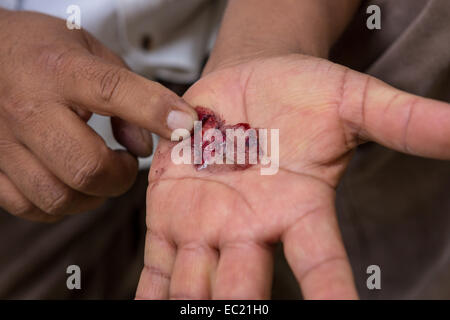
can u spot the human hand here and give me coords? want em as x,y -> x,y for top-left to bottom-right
136,54 -> 450,299
0,9 -> 197,222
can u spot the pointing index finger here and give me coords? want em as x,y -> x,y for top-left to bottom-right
61,54 -> 198,139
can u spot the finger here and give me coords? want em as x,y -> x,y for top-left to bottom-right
341,70 -> 450,159
136,230 -> 176,300
0,140 -> 105,215
5,101 -> 138,197
0,171 -> 60,223
111,117 -> 154,157
213,242 -> 273,300
169,243 -> 218,299
282,204 -> 358,300
60,53 -> 197,139
88,41 -> 155,157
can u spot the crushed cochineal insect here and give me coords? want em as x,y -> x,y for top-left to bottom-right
192,106 -> 259,171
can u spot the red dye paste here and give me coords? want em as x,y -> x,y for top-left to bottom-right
192,107 -> 258,171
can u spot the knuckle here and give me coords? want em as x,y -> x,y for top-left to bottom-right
98,67 -> 127,104
41,188 -> 72,215
299,256 -> 348,282
336,69 -> 371,147
0,138 -> 20,154
143,264 -> 171,281
11,200 -> 36,218
36,46 -> 77,75
336,67 -> 353,122
401,96 -> 419,153
169,293 -> 200,300
179,242 -> 210,255
71,148 -> 108,190
2,96 -> 39,124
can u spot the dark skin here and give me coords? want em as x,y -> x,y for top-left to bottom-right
0,9 -> 197,222
136,0 -> 450,299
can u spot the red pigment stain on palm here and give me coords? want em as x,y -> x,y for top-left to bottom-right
192,106 -> 257,171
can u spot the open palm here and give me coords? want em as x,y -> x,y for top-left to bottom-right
136,54 -> 450,299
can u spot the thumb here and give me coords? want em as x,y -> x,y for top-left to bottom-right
61,53 -> 197,140
340,69 -> 450,159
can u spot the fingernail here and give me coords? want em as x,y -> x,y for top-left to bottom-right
167,110 -> 195,132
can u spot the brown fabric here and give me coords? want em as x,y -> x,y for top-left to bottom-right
0,172 -> 147,299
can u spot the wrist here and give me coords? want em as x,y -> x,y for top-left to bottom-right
202,0 -> 360,75
204,37 -> 328,75
203,0 -> 332,75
